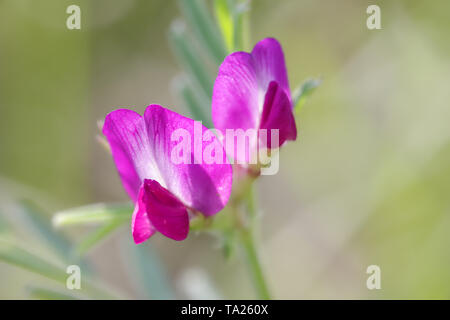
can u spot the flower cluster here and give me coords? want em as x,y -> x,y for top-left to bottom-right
103,38 -> 298,243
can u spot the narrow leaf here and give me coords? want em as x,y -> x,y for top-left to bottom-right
0,237 -> 67,283
178,0 -> 227,64
75,219 -> 124,256
168,20 -> 215,99
18,200 -> 73,260
293,78 -> 322,114
173,74 -> 213,127
232,0 -> 250,51
27,286 -> 80,300
214,0 -> 234,52
52,203 -> 132,228
0,236 -> 123,299
120,239 -> 175,300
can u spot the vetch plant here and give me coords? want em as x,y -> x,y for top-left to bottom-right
58,0 -> 319,300
0,0 -> 319,300
169,121 -> 280,175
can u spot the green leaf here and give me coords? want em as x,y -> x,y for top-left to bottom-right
168,20 -> 215,99
177,0 -> 227,64
0,237 -> 68,283
232,0 -> 250,51
121,239 -> 175,300
214,0 -> 250,52
27,285 -> 80,300
18,200 -> 73,260
75,219 -> 124,256
173,74 -> 213,127
214,0 -> 234,52
293,78 -> 322,114
0,236 -> 123,299
52,202 -> 132,227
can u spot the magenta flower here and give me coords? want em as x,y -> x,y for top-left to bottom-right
103,105 -> 233,243
212,38 -> 297,163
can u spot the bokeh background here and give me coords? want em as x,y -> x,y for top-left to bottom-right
1,0 -> 450,299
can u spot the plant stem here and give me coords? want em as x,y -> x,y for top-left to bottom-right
240,227 -> 271,299
238,183 -> 271,299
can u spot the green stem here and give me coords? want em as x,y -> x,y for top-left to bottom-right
240,227 -> 271,299
238,183 -> 271,299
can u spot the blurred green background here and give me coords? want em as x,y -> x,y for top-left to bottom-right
1,0 -> 450,299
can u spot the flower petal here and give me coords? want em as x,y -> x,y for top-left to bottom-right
212,52 -> 260,134
103,109 -> 162,202
141,179 -> 189,241
144,105 -> 233,216
259,81 -> 297,148
252,38 -> 291,103
131,186 -> 156,244
211,38 -> 292,163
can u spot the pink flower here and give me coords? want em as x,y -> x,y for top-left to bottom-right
103,105 -> 233,243
212,38 -> 297,163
